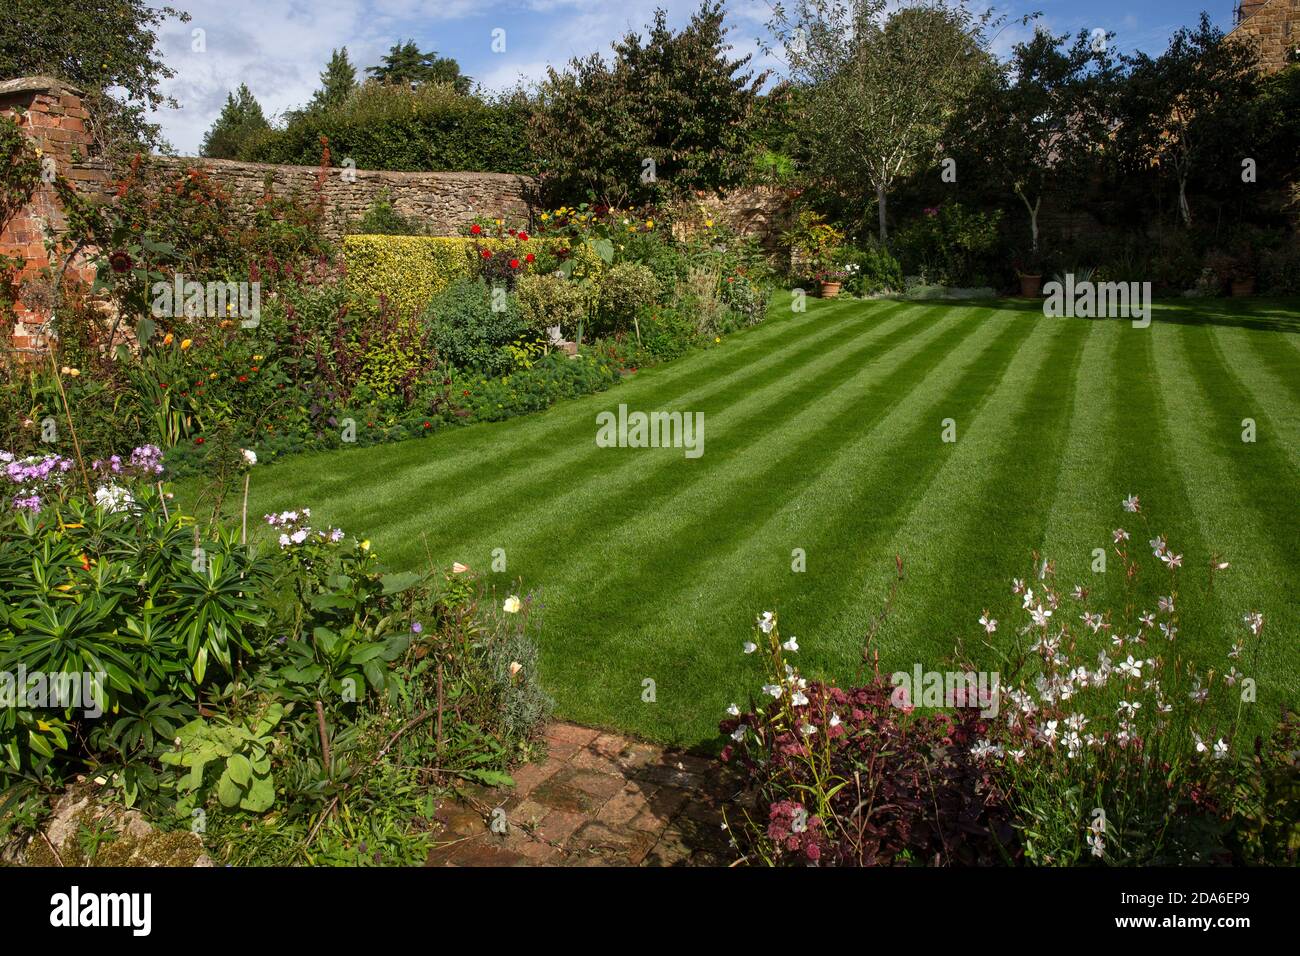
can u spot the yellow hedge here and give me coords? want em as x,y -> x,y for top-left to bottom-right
342,235 -> 606,319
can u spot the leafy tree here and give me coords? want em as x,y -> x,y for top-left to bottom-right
309,48 -> 358,112
201,84 -> 270,159
963,26 -> 1120,256
0,0 -> 190,155
530,2 -> 762,206
1116,14 -> 1259,227
367,40 -> 470,94
770,0 -> 1000,244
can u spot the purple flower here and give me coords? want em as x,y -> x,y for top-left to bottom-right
411,622 -> 423,634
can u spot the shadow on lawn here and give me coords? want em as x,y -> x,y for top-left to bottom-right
934,295 -> 1300,334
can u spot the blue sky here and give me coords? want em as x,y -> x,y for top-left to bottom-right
150,0 -> 1238,155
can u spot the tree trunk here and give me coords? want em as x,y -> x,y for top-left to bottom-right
877,185 -> 888,245
1178,175 -> 1192,227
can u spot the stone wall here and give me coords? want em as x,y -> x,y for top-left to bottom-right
146,156 -> 537,240
1230,0 -> 1300,73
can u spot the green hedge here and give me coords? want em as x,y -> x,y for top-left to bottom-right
240,94 -> 534,173
343,235 -> 605,319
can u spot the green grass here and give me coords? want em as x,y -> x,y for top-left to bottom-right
199,294 -> 1300,746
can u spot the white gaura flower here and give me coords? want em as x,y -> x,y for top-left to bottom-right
1030,604 -> 1052,628
1012,577 -> 1026,595
1118,655 -> 1143,679
1194,733 -> 1209,755
1243,611 -> 1264,636
1021,587 -> 1034,609
757,611 -> 776,634
241,448 -> 257,466
1038,719 -> 1059,744
1008,748 -> 1026,763
452,562 -> 469,574
731,725 -> 747,742
1117,700 -> 1140,718
1160,551 -> 1183,569
791,690 -> 809,707
1138,611 -> 1156,629
1122,494 -> 1140,513
799,721 -> 817,736
1224,668 -> 1240,686
742,641 -> 757,655
502,595 -> 522,614
726,703 -> 740,717
782,635 -> 799,652
1160,622 -> 1178,641
508,661 -> 523,677
970,739 -> 1002,760
829,713 -> 842,728
1065,713 -> 1089,732
1062,730 -> 1083,757
1149,535 -> 1167,557
978,611 -> 997,634
1213,738 -> 1228,760
762,684 -> 782,699
1158,595 -> 1175,614
1112,528 -> 1130,543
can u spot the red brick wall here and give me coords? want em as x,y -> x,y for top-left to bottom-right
0,77 -> 105,354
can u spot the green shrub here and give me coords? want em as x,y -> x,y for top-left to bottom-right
422,278 -> 529,376
893,203 -> 1004,287
347,190 -> 424,236
841,241 -> 903,294
1261,241 -> 1300,295
515,272 -> 585,337
594,262 -> 659,335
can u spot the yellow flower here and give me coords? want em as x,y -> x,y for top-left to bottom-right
209,372 -> 218,379
705,219 -> 714,228
180,338 -> 192,350
360,539 -> 371,551
163,333 -> 174,345
645,219 -> 654,229
253,354 -> 264,361
714,336 -> 721,343
503,595 -> 522,614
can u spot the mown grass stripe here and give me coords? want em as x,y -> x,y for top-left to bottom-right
1149,319 -> 1298,725
1213,323 -> 1300,471
539,307 -> 1034,739
241,295 -> 886,512
327,302 -> 939,561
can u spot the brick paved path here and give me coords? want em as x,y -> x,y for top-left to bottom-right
426,722 -> 738,866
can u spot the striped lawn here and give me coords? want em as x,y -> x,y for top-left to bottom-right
217,294 -> 1300,746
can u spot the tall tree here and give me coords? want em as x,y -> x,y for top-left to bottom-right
309,48 -> 358,112
201,84 -> 270,159
1117,14 -> 1259,227
367,40 -> 470,94
770,0 -> 999,243
963,26 -> 1120,256
530,2 -> 763,205
0,0 -> 190,155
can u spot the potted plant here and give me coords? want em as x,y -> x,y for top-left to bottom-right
782,211 -> 845,296
1206,241 -> 1258,297
815,267 -> 849,298
1014,251 -> 1045,297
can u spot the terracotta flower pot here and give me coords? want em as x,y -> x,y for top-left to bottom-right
1019,274 -> 1043,298
1230,276 -> 1256,297
819,281 -> 842,298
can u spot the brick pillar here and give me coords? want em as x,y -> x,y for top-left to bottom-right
0,76 -> 103,353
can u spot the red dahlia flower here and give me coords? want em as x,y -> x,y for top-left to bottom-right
470,224 -> 482,235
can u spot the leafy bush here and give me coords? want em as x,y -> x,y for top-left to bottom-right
973,495 -> 1282,865
720,611 -> 1016,866
346,190 -> 424,236
515,272 -> 584,337
893,203 -> 1004,287
841,241 -> 904,295
594,262 -> 659,336
422,279 -> 529,376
